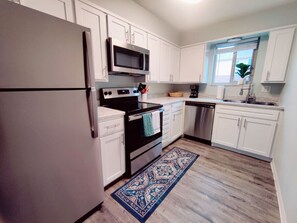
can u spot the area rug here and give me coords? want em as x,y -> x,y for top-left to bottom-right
111,147 -> 199,222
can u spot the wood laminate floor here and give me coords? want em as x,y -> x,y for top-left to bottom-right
84,138 -> 280,223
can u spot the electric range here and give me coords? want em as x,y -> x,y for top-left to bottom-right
99,87 -> 163,176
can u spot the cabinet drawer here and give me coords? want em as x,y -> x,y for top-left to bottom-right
99,118 -> 124,137
163,114 -> 170,122
171,102 -> 183,112
216,105 -> 280,121
163,105 -> 171,113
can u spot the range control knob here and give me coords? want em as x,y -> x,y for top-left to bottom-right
104,91 -> 108,95
133,90 -> 138,93
108,91 -> 112,95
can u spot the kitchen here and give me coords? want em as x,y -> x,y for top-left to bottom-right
1,0 -> 297,222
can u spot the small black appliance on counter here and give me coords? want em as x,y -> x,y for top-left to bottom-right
190,85 -> 199,98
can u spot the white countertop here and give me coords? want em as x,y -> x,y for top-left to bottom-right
143,97 -> 284,111
97,106 -> 125,122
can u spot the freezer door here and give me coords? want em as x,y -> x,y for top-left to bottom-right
0,90 -> 104,223
0,1 -> 88,89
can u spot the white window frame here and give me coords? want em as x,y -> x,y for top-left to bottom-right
212,38 -> 259,85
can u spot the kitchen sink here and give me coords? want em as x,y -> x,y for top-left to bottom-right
223,99 -> 277,106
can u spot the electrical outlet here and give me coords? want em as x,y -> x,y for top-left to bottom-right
261,85 -> 271,93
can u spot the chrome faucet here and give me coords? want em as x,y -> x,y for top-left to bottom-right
239,74 -> 256,103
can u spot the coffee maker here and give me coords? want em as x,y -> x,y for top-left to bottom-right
190,85 -> 199,98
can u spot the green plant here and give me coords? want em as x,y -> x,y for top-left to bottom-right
236,63 -> 251,78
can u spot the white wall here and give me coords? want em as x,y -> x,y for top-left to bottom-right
89,0 -> 180,44
180,1 -> 297,46
272,32 -> 297,223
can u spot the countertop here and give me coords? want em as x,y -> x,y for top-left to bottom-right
97,106 -> 125,122
142,97 -> 284,111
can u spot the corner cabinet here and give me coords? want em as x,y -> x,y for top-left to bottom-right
74,0 -> 108,82
159,41 -> 180,83
212,105 -> 280,159
179,44 -> 206,83
261,28 -> 295,83
107,15 -> 147,49
146,34 -> 160,82
20,0 -> 75,22
98,117 -> 125,187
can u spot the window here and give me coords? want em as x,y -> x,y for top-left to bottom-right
212,38 -> 259,84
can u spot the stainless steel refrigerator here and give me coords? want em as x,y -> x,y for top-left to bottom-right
0,2 -> 104,223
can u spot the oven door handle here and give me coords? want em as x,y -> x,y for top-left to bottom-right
128,109 -> 163,122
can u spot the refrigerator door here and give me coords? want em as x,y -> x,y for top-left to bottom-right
0,90 -> 104,223
0,1 -> 88,89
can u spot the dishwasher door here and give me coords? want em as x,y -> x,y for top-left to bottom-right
184,102 -> 215,143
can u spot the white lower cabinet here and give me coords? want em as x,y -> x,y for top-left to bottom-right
212,105 -> 280,158
237,117 -> 277,157
212,113 -> 241,148
162,102 -> 184,148
99,118 -> 125,187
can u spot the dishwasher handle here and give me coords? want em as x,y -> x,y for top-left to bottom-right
185,101 -> 215,109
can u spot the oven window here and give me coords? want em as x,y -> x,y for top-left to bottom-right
126,113 -> 162,153
114,46 -> 143,70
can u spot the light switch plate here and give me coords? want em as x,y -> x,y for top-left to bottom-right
261,85 -> 271,93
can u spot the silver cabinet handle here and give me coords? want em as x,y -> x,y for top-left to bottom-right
244,119 -> 247,128
105,123 -> 120,129
237,118 -> 240,127
266,71 -> 270,81
132,32 -> 135,44
83,31 -> 98,138
125,30 -> 129,42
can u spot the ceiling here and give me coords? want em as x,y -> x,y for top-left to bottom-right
132,0 -> 297,32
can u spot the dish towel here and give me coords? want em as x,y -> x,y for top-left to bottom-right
143,113 -> 154,137
151,111 -> 160,134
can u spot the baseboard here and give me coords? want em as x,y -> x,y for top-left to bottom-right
271,160 -> 287,223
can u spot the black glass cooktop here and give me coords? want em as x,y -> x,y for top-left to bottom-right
104,101 -> 162,115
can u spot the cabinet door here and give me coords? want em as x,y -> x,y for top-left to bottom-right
20,0 -> 74,22
179,44 -> 206,83
107,15 -> 130,43
262,28 -> 295,83
238,118 -> 276,157
146,34 -> 160,82
171,46 -> 180,82
212,113 -> 241,148
171,110 -> 183,141
159,40 -> 171,82
100,131 -> 125,186
131,26 -> 147,48
75,0 -> 108,82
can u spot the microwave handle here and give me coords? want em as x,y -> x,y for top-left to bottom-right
143,54 -> 146,71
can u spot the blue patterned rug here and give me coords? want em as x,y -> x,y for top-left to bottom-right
111,147 -> 199,222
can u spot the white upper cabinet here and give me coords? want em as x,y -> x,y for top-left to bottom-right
146,34 -> 160,82
179,44 -> 206,83
107,15 -> 147,48
74,0 -> 108,82
20,0 -> 74,22
130,26 -> 147,48
261,28 -> 295,83
159,40 -> 171,82
107,15 -> 130,43
171,46 -> 180,82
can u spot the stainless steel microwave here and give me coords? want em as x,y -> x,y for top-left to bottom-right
107,37 -> 150,76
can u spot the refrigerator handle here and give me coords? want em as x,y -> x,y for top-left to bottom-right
83,31 -> 98,138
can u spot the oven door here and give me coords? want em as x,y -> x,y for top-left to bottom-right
107,38 -> 149,75
125,109 -> 163,154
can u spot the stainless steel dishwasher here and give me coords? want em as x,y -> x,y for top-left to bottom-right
184,101 -> 215,144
